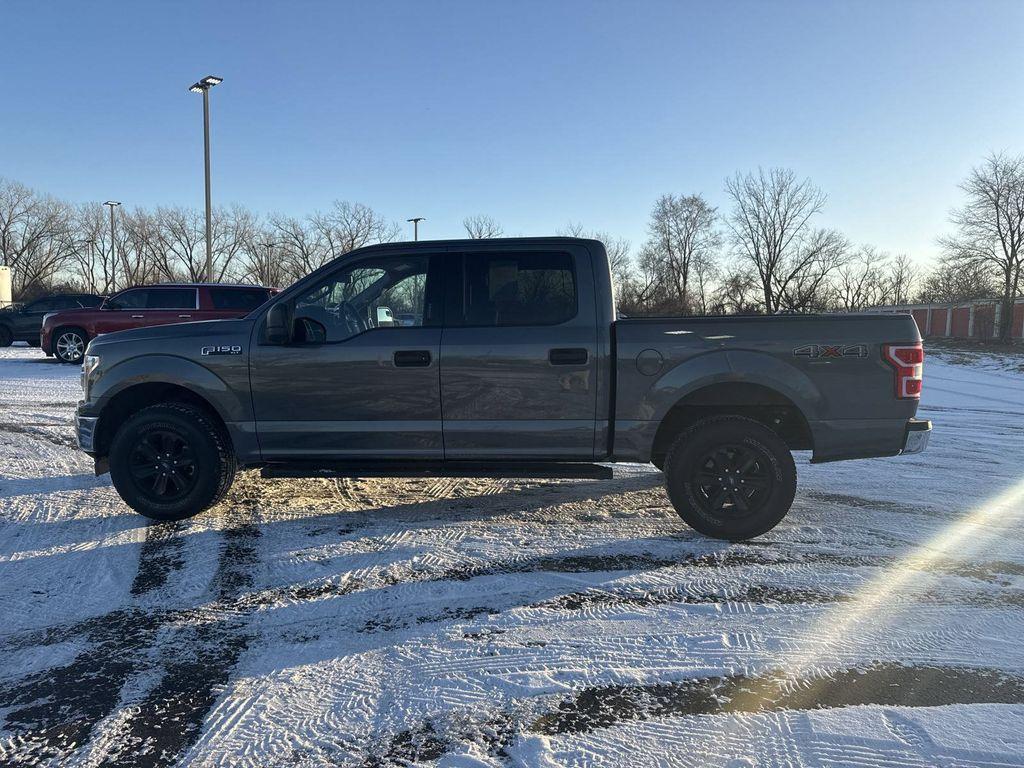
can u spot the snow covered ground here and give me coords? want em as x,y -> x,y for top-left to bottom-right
0,342 -> 1023,767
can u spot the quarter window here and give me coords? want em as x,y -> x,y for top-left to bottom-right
210,287 -> 272,311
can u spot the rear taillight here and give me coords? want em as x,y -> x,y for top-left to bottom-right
883,342 -> 924,399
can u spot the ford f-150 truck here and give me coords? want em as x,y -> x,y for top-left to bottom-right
75,238 -> 930,540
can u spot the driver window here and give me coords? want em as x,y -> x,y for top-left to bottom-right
293,255 -> 430,343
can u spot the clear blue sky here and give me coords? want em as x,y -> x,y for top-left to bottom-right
3,0 -> 1021,262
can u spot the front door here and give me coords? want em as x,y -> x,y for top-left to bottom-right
440,248 -> 598,459
250,253 -> 445,459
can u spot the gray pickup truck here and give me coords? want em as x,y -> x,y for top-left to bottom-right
76,237 -> 929,540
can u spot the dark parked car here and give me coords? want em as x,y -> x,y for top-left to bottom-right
75,238 -> 929,540
0,294 -> 104,347
42,284 -> 274,363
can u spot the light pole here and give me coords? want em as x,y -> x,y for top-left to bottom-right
103,201 -> 121,291
406,217 -> 425,241
260,240 -> 276,286
188,75 -> 223,282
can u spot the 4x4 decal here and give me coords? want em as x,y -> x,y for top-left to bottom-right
793,344 -> 869,359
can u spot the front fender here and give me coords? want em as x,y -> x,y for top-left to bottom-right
90,354 -> 250,424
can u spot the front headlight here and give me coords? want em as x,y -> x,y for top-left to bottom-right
82,354 -> 101,378
82,354 -> 101,397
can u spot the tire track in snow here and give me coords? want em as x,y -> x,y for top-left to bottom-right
0,518 -> 260,766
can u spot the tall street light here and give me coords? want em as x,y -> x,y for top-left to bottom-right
103,201 -> 121,291
406,217 -> 425,241
188,74 -> 223,282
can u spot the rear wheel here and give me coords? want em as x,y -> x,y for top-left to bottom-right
54,326 -> 88,364
664,416 -> 796,541
109,403 -> 236,521
0,326 -> 12,347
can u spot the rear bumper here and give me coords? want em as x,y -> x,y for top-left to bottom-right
899,418 -> 931,455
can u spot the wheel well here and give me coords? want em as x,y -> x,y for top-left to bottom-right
94,383 -> 228,457
650,382 -> 813,462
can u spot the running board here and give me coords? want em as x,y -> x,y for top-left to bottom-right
260,461 -> 613,480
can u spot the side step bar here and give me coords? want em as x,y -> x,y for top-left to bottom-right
260,461 -> 613,480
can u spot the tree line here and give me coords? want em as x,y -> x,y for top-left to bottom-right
2,152 -> 1021,341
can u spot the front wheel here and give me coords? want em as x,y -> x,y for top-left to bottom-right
664,416 -> 796,541
109,403 -> 236,521
0,326 -> 12,347
54,327 -> 88,363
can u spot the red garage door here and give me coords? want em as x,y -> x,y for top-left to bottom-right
973,305 -> 995,338
951,307 -> 970,338
911,309 -> 928,335
930,307 -> 949,336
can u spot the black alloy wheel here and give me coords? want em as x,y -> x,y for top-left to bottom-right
127,428 -> 200,502
664,415 -> 797,541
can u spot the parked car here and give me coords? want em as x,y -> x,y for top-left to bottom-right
75,238 -> 929,540
0,293 -> 104,347
42,283 -> 274,363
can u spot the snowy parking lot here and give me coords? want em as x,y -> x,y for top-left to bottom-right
1,343 -> 1023,767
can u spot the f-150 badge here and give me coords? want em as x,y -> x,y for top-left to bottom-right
793,344 -> 868,359
201,345 -> 243,356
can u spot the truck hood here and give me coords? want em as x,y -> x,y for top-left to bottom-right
91,318 -> 255,348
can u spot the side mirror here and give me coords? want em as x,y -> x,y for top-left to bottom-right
265,303 -> 291,344
376,306 -> 395,327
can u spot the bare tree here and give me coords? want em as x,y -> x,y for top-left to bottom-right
268,213 -> 329,279
939,152 -> 1024,342
238,233 -> 292,288
312,201 -> 398,259
0,179 -> 77,296
463,214 -> 503,239
712,267 -> 761,315
558,222 -> 632,284
725,168 -> 849,313
883,254 -> 917,306
915,257 -> 999,303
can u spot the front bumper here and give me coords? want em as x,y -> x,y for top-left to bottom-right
76,412 -> 98,453
899,418 -> 931,455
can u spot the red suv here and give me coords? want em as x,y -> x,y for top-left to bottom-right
42,284 -> 275,363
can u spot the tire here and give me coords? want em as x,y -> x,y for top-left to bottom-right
664,415 -> 796,541
109,403 -> 237,521
54,326 -> 88,364
0,326 -> 12,348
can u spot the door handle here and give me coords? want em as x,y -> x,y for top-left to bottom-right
394,350 -> 432,367
178,314 -> 192,319
549,348 -> 588,366
130,314 -> 145,319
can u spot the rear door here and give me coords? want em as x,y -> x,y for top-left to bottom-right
439,245 -> 599,458
142,288 -> 201,325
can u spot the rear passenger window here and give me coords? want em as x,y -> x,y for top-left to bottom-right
146,288 -> 198,309
462,252 -> 576,326
209,287 -> 271,311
